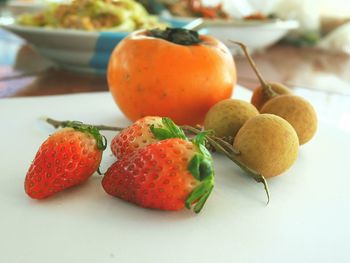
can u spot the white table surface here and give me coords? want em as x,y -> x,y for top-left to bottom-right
0,86 -> 349,263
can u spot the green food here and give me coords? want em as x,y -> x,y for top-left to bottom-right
17,0 -> 167,31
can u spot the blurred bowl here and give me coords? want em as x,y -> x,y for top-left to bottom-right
201,18 -> 299,51
0,18 -> 202,73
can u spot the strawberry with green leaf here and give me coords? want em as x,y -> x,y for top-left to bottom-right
25,121 -> 107,199
102,118 -> 214,213
110,116 -> 187,159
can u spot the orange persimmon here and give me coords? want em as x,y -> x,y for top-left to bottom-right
107,28 -> 236,125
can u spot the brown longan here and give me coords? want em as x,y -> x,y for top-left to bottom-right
204,99 -> 259,138
260,94 -> 318,145
233,114 -> 299,178
251,82 -> 292,111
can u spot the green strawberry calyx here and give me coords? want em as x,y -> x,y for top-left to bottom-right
151,118 -> 214,213
186,131 -> 215,213
65,121 -> 107,150
150,117 -> 187,140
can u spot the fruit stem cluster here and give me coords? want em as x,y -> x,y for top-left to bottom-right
45,117 -> 270,204
182,125 -> 270,204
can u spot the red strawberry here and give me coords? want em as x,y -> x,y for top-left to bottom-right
25,122 -> 107,199
102,134 -> 214,213
111,116 -> 186,159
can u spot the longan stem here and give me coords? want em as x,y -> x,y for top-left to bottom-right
212,136 -> 240,155
181,125 -> 239,155
46,118 -> 124,132
182,125 -> 270,204
45,117 -> 270,204
230,41 -> 278,99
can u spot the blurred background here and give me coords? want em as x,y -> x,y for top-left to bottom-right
1,0 -> 350,97
2,0 -> 350,52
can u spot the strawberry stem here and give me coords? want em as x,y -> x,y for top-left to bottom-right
186,179 -> 214,213
150,117 -> 187,140
186,130 -> 215,213
230,41 -> 278,99
46,118 -> 107,150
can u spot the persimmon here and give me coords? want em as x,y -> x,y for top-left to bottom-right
108,28 -> 236,125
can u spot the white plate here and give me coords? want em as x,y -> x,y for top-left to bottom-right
178,17 -> 299,51
6,1 -> 46,14
0,86 -> 349,263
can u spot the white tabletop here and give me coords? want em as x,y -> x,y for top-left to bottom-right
0,86 -> 349,263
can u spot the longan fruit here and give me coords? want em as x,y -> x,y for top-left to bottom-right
233,114 -> 299,178
251,82 -> 292,111
260,95 -> 318,145
204,99 -> 259,138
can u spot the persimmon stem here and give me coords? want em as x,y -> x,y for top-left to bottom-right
45,117 -> 270,204
148,28 -> 201,46
230,41 -> 278,99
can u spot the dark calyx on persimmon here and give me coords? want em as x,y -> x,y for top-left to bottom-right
148,27 -> 202,45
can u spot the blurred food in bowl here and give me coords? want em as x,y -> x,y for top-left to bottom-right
165,0 -> 230,19
150,0 -> 274,21
136,0 -> 298,51
16,0 -> 168,31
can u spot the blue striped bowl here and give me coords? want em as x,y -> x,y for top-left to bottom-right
1,18 -> 203,74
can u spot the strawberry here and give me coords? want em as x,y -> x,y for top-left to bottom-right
102,131 -> 214,213
110,116 -> 187,159
25,122 -> 107,199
